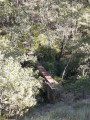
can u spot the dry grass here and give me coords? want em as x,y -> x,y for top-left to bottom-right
1,100 -> 89,120
30,100 -> 90,120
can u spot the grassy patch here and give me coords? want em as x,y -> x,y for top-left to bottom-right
29,101 -> 90,120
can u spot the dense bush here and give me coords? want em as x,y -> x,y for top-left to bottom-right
0,52 -> 44,116
36,46 -> 58,61
64,75 -> 90,99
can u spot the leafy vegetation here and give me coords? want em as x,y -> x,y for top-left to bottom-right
0,52 -> 44,116
0,0 -> 45,117
0,0 -> 90,119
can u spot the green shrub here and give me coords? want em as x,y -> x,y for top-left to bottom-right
36,46 -> 58,62
64,75 -> 90,98
0,52 -> 44,116
42,61 -> 60,76
53,76 -> 62,82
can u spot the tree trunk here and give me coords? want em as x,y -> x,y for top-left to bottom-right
61,58 -> 71,82
16,0 -> 19,6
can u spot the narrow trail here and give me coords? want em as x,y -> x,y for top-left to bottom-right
37,62 -> 58,84
37,62 -> 60,103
